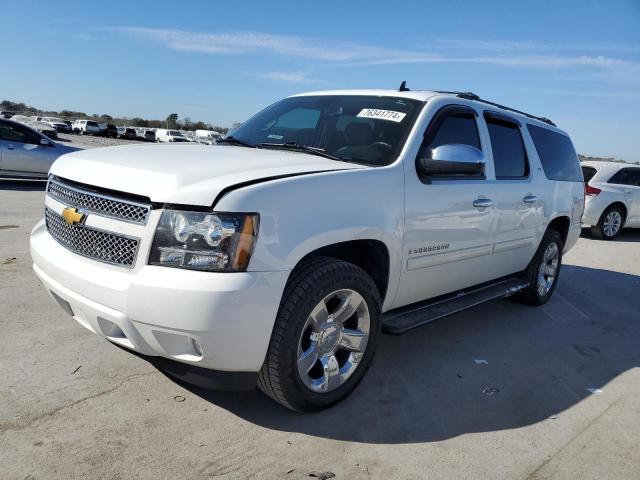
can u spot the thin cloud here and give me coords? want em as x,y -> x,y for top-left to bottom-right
433,39 -> 640,53
109,27 -> 640,75
258,71 -> 313,83
515,87 -> 640,100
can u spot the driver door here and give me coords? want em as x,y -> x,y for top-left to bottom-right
0,121 -> 56,174
395,104 -> 498,308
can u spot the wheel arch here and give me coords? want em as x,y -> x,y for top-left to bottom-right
604,201 -> 628,224
546,215 -> 570,246
291,239 -> 391,304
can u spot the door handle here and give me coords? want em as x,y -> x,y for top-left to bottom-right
473,198 -> 494,208
523,195 -> 538,204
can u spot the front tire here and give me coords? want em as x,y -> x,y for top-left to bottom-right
258,257 -> 381,412
514,229 -> 563,306
591,206 -> 624,240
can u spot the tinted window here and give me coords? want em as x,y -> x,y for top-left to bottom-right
0,121 -> 40,144
274,108 -> 320,129
527,124 -> 582,181
627,169 -> 640,186
581,166 -> 597,183
610,168 -> 640,186
486,118 -> 528,178
425,114 -> 480,151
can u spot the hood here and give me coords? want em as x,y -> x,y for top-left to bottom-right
55,143 -> 81,154
49,144 -> 365,206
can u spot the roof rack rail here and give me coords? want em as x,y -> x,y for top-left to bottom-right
434,90 -> 556,126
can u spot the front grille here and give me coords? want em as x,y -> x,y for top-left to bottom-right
47,177 -> 151,225
45,208 -> 139,267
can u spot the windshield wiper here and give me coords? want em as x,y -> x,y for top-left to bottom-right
259,142 -> 341,161
217,136 -> 258,148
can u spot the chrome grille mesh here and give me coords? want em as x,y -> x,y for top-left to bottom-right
47,177 -> 151,225
45,208 -> 139,267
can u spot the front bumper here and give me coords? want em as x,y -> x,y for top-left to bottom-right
31,219 -> 289,378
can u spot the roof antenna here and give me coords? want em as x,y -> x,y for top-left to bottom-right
399,81 -> 410,92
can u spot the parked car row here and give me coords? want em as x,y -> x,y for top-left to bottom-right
9,115 -> 60,140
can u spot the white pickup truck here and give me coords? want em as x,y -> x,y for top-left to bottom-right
30,88 -> 584,411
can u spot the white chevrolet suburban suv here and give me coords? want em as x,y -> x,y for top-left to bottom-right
30,88 -> 584,412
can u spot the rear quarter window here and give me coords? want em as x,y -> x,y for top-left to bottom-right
581,166 -> 597,183
527,124 -> 582,181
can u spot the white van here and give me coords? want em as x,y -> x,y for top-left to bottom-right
155,128 -> 189,143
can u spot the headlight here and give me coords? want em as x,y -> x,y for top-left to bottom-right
149,210 -> 259,272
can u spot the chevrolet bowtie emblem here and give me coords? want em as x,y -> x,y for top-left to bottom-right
61,207 -> 86,226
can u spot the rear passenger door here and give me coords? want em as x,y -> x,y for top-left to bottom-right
617,168 -> 640,226
481,112 -> 542,275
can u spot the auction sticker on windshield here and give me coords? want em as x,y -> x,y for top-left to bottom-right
357,109 -> 407,123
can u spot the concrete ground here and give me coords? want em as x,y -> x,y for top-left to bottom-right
1,181 -> 639,480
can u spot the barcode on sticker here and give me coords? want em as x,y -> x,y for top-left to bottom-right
357,109 -> 406,123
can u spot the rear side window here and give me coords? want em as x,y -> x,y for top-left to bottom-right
527,124 -> 582,181
486,117 -> 528,178
628,169 -> 640,186
609,168 -> 640,186
581,166 -> 597,183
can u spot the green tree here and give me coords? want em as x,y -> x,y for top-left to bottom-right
166,113 -> 179,129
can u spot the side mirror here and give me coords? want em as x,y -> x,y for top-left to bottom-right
40,138 -> 52,146
418,144 -> 485,177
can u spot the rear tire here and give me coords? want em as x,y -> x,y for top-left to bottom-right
514,229 -> 563,306
258,257 -> 381,412
591,205 -> 624,240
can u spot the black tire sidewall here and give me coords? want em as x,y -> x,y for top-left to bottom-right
519,230 -> 563,305
278,261 -> 381,411
597,206 -> 624,240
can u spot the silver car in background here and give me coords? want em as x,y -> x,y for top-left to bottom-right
0,119 -> 79,179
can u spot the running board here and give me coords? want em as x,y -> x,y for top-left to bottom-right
382,277 -> 528,335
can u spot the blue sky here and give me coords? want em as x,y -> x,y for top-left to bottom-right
2,0 -> 639,159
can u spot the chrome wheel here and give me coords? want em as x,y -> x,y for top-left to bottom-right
537,242 -> 559,296
603,210 -> 622,237
297,289 -> 370,393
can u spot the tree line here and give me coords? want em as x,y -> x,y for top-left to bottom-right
1,100 -> 233,134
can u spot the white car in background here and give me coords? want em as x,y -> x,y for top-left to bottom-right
581,162 -> 640,239
72,119 -> 100,135
195,129 -> 221,145
155,128 -> 189,143
42,117 -> 72,134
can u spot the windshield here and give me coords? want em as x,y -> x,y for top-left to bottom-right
169,130 -> 181,136
229,95 -> 423,166
87,121 -> 99,127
